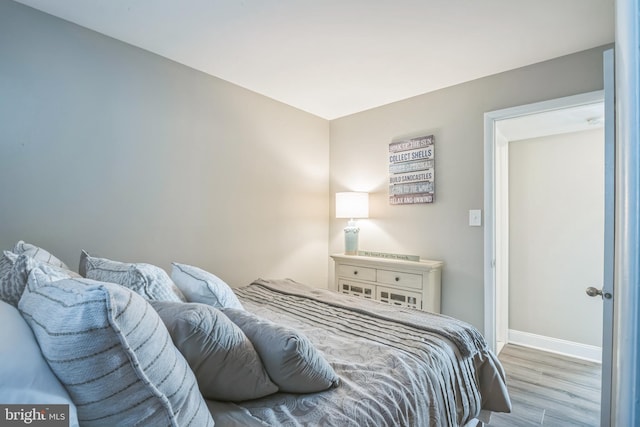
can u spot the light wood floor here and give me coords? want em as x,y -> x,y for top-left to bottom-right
488,344 -> 601,426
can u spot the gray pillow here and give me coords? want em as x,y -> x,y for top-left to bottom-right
19,270 -> 213,427
79,250 -> 185,301
13,240 -> 69,270
171,262 -> 242,309
222,308 -> 340,393
150,300 -> 277,401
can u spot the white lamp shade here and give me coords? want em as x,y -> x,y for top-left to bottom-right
336,192 -> 369,219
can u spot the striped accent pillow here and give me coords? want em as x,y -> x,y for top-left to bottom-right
19,270 -> 213,427
171,263 -> 242,309
80,251 -> 185,302
13,240 -> 69,270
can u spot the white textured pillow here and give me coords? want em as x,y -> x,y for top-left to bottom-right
222,308 -> 340,393
171,263 -> 243,309
0,253 -> 75,307
13,240 -> 69,270
19,270 -> 213,427
0,300 -> 80,426
79,250 -> 185,301
150,300 -> 277,401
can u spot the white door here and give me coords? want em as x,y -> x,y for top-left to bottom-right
594,48 -> 614,427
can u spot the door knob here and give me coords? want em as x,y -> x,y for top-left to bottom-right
586,286 -> 612,299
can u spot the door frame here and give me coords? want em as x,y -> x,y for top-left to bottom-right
483,90 -> 605,354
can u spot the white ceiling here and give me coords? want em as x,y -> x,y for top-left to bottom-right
14,0 -> 614,119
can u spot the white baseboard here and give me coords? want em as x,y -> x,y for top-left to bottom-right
508,329 -> 602,363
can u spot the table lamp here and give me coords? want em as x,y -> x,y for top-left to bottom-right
335,192 -> 369,255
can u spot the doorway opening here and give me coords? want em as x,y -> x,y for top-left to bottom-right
483,91 -> 605,356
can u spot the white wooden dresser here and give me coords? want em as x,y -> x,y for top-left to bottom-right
330,254 -> 443,313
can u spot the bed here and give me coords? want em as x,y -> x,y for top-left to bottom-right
206,278 -> 511,426
0,242 -> 511,427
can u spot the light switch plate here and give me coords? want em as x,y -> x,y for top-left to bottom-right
469,209 -> 482,226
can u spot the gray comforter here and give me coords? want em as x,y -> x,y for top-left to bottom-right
207,279 -> 511,426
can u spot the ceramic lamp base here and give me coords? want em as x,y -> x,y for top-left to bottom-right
344,222 -> 359,255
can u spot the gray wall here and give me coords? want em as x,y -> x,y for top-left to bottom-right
0,0 -> 611,332
330,46 -> 608,329
509,129 -> 604,346
0,1 -> 330,288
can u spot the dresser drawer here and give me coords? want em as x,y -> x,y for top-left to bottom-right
376,269 -> 422,290
377,286 -> 422,310
337,264 -> 376,281
339,280 -> 375,299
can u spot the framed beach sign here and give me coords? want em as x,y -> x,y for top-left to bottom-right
388,135 -> 435,205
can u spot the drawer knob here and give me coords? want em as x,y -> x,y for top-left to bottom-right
353,270 -> 358,275
395,277 -> 400,282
